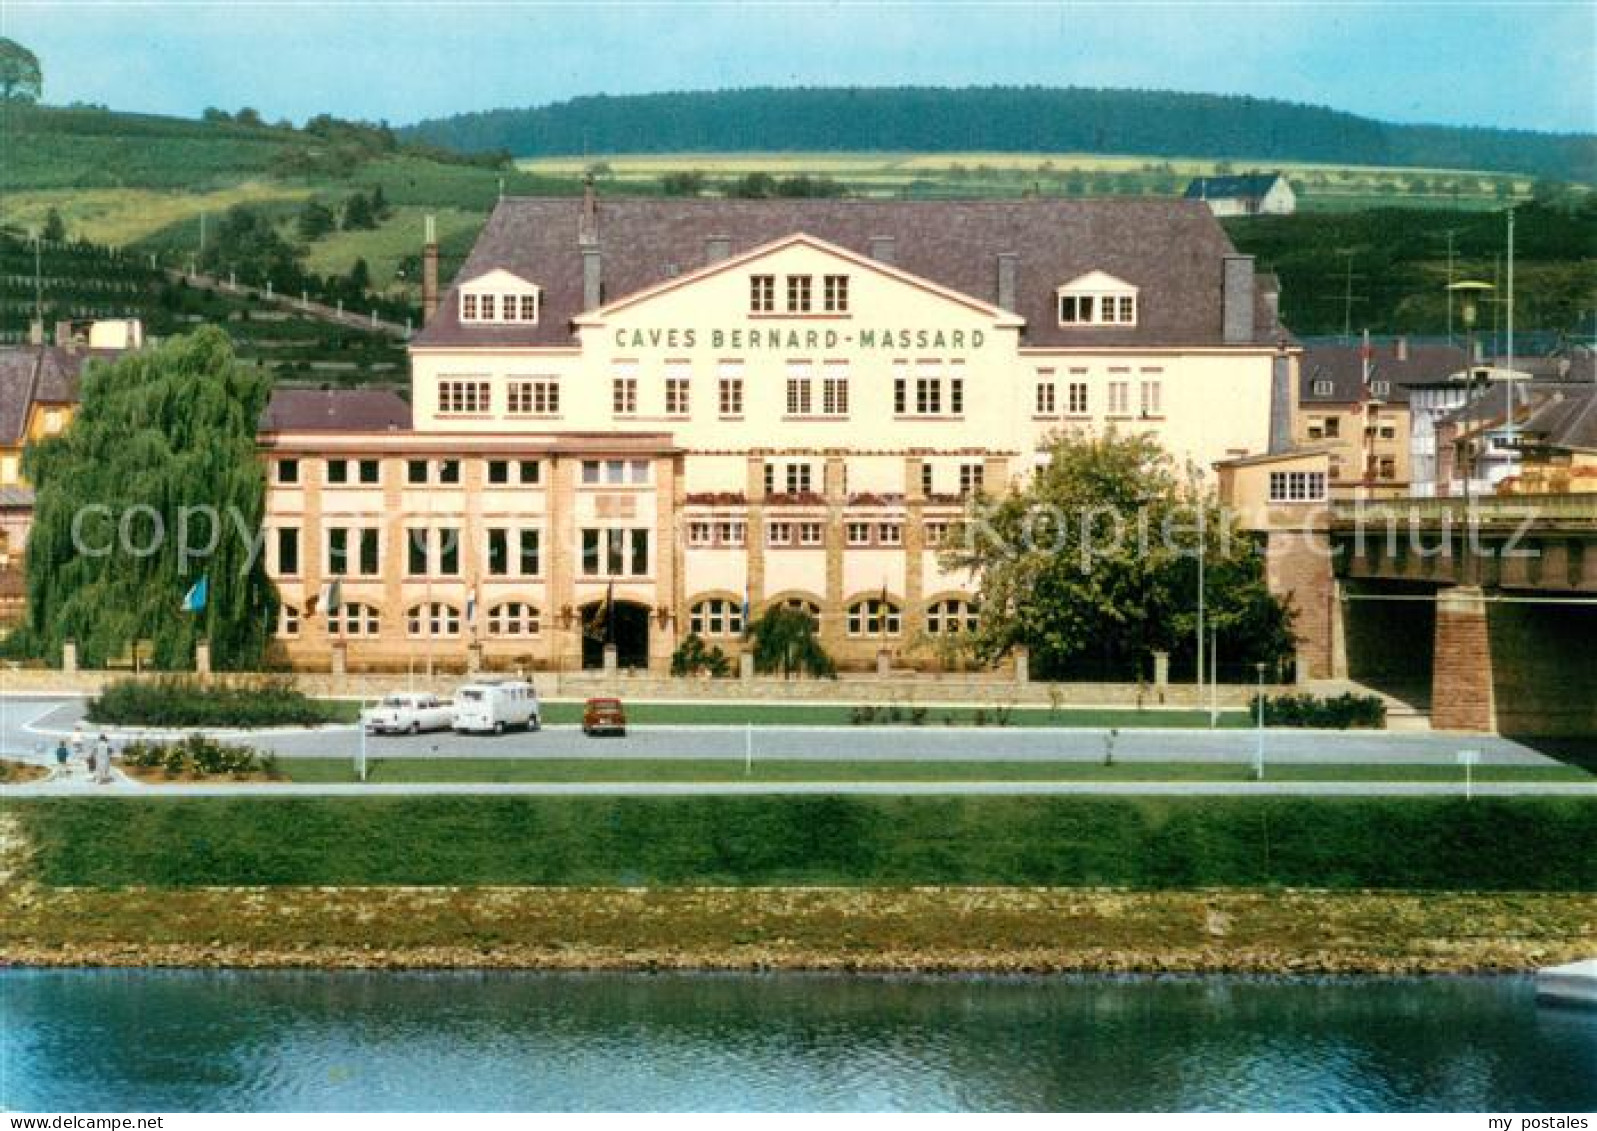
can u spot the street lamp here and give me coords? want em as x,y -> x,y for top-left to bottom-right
1448,280 -> 1495,501
1253,661 -> 1267,781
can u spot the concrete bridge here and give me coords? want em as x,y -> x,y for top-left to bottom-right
1327,495 -> 1597,738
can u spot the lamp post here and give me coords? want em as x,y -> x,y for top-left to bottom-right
1253,661 -> 1266,781
1447,280 -> 1495,501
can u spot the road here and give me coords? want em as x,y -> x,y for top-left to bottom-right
1,696 -> 1586,768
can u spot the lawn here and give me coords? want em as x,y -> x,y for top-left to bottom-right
532,701 -> 1250,729
8,795 -> 1594,890
276,757 -> 1596,785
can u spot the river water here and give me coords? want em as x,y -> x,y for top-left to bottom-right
2,970 -> 1593,1112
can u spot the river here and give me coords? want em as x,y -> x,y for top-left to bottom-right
2,970 -> 1593,1111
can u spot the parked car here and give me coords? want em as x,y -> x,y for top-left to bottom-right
453,679 -> 540,734
582,697 -> 627,737
364,693 -> 455,735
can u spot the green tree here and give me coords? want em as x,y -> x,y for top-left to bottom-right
235,106 -> 263,127
728,172 -> 779,199
14,329 -> 278,670
346,256 -> 371,294
0,37 -> 42,102
40,207 -> 66,243
295,200 -> 336,241
669,633 -> 730,677
942,431 -> 1293,681
342,191 -> 377,231
748,606 -> 836,678
369,183 -> 392,220
659,170 -> 707,196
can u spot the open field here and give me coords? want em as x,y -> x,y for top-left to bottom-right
521,150 -> 1533,211
274,757 -> 1595,785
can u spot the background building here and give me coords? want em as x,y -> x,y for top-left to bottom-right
1183,173 -> 1296,217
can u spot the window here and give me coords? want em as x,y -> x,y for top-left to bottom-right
275,458 -> 300,485
1036,376 -> 1057,415
1107,380 -> 1130,416
329,602 -> 381,637
1312,378 -> 1334,397
1067,380 -> 1089,415
878,522 -> 903,546
786,274 -> 812,313
798,522 -> 824,546
358,459 -> 380,484
275,527 -> 300,576
1371,380 -> 1391,397
461,293 -> 478,321
847,597 -> 901,637
519,294 -> 539,322
407,459 -> 428,485
785,363 -> 813,416
926,598 -> 979,635
518,460 -> 540,484
750,275 -> 775,313
921,463 -> 934,496
357,529 -> 379,576
278,605 -> 300,639
612,375 -> 637,415
665,375 -> 691,416
924,520 -> 950,547
1058,279 -> 1138,326
438,459 -> 460,485
893,372 -> 908,415
949,370 -> 964,415
1139,379 -> 1162,417
785,463 -> 813,495
846,522 -> 872,546
1377,456 -> 1396,479
488,460 -> 510,485
487,528 -> 510,576
508,379 -> 559,415
326,527 -> 350,576
915,375 -> 941,415
438,380 -> 490,414
480,295 -> 495,320
406,528 -> 428,575
959,463 -> 985,497
326,459 -> 348,485
488,602 -> 540,637
688,521 -> 713,548
822,363 -> 849,416
690,597 -> 744,637
1324,417 -> 1341,439
823,274 -> 850,313
404,528 -> 457,575
715,521 -> 747,547
437,527 -> 460,575
719,367 -> 744,417
580,528 -> 650,576
1267,471 -> 1327,503
581,459 -> 647,486
407,602 -> 460,638
767,521 -> 793,546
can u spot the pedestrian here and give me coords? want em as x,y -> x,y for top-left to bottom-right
54,740 -> 69,770
94,733 -> 113,784
70,724 -> 85,764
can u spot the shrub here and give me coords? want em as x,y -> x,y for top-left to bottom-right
669,634 -> 731,678
1250,692 -> 1386,729
127,734 -> 262,778
87,676 -> 336,728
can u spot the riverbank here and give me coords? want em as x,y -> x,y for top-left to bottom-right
4,884 -> 1593,974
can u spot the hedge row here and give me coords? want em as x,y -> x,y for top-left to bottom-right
12,795 -> 1594,891
86,676 -> 336,728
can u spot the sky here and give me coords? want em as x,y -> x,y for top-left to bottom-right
2,1 -> 1593,135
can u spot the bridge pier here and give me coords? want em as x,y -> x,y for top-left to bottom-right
1430,585 -> 1495,733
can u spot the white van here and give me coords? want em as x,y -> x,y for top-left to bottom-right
452,679 -> 540,735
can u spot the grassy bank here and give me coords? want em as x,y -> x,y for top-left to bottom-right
8,795 -> 1594,890
275,757 -> 1596,785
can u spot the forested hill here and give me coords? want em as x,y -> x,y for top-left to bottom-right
403,87 -> 1596,182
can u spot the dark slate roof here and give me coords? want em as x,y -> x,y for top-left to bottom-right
413,197 -> 1279,350
1299,342 -> 1466,406
1520,385 -> 1597,452
1183,174 -> 1285,201
260,388 -> 412,432
1436,380 -> 1594,429
0,346 -> 109,446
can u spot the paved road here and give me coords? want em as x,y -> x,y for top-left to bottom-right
2,697 -> 1581,767
8,779 -> 1595,798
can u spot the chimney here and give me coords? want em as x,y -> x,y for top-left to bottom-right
705,236 -> 732,265
582,248 -> 603,311
996,253 -> 1018,313
1395,336 -> 1409,362
55,320 -> 75,353
868,236 -> 895,265
578,174 -> 598,245
27,319 -> 43,347
1262,287 -> 1280,330
421,214 -> 439,327
1221,255 -> 1255,344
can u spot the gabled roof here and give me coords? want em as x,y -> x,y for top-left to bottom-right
412,197 -> 1280,351
1521,385 -> 1597,452
1184,174 -> 1286,201
259,388 -> 412,433
1436,380 -> 1594,430
1300,342 -> 1467,406
0,346 -> 115,447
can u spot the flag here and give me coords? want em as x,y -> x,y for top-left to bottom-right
604,580 -> 616,645
465,588 -> 478,626
1359,328 -> 1374,402
322,579 -> 343,615
180,576 -> 208,613
741,589 -> 751,638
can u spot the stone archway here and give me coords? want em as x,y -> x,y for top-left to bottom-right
579,598 -> 651,670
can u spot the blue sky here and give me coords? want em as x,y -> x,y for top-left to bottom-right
3,1 -> 1593,134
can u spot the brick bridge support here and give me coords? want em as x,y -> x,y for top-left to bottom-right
1430,585 -> 1495,733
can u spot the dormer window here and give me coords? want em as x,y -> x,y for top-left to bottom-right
458,271 -> 540,324
1056,271 -> 1139,327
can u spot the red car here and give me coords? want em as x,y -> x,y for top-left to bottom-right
581,697 -> 628,737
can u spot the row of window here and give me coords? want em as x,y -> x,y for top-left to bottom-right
281,595 -> 977,641
275,526 -> 645,579
1057,292 -> 1137,326
1304,416 -> 1398,442
273,457 -> 544,488
1267,471 -> 1328,504
459,291 -> 540,324
750,273 -> 850,315
1034,371 -> 1162,418
438,378 -> 561,416
1309,378 -> 1392,398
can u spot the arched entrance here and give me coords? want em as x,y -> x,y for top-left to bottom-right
580,599 -> 651,670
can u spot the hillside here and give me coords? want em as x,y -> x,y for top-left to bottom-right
405,86 -> 1597,182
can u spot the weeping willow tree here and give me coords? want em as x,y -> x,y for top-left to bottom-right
15,328 -> 278,670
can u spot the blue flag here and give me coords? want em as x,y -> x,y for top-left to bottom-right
181,576 -> 208,613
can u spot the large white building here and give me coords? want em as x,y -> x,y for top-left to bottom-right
260,192 -> 1296,673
